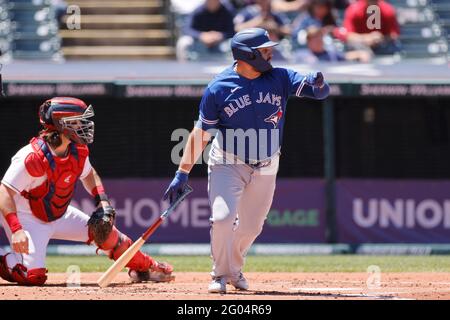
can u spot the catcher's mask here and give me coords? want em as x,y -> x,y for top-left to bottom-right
39,97 -> 95,145
231,28 -> 278,73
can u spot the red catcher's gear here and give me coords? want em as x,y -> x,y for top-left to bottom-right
11,265 -> 48,286
4,212 -> 23,233
88,226 -> 154,272
0,254 -> 14,282
0,254 -> 47,286
21,137 -> 89,222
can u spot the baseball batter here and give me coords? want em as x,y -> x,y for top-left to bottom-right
0,97 -> 173,286
164,28 -> 330,293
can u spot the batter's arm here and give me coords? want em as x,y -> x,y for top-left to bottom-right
298,72 -> 330,100
0,184 -> 29,254
164,127 -> 210,203
178,127 -> 212,174
300,82 -> 330,100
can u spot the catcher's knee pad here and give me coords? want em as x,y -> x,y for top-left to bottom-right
96,226 -> 154,272
10,264 -> 47,286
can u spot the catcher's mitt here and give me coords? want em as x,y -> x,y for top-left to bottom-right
87,205 -> 116,246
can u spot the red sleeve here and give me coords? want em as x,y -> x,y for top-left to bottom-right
382,2 -> 400,36
332,26 -> 349,42
343,5 -> 357,33
389,9 -> 400,36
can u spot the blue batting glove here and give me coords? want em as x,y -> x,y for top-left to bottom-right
164,171 -> 189,205
305,71 -> 324,88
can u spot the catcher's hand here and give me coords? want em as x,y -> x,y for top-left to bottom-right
87,205 -> 116,246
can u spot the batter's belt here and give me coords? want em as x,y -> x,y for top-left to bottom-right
209,143 -> 281,169
242,150 -> 281,169
246,157 -> 273,169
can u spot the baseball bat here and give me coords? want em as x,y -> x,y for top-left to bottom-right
97,185 -> 194,288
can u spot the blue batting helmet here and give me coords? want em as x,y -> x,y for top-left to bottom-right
231,28 -> 278,73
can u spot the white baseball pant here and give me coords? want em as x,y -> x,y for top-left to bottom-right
0,205 -> 90,270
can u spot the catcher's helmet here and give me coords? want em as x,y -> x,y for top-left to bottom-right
231,28 -> 278,73
39,97 -> 95,145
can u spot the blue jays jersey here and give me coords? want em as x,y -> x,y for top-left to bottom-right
195,64 -> 309,162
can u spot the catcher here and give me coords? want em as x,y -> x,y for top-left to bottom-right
0,97 -> 174,286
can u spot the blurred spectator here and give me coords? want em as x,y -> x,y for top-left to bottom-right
292,0 -> 337,34
228,0 -> 252,10
176,0 -> 235,61
51,0 -> 68,27
171,0 -> 205,15
272,0 -> 309,14
233,0 -> 291,41
291,0 -> 337,48
340,0 -> 401,55
294,26 -> 371,62
333,0 -> 349,10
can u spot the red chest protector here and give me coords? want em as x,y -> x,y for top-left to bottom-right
21,137 -> 89,222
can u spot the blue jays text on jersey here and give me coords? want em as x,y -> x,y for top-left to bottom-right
223,91 -> 282,119
195,64 -> 325,162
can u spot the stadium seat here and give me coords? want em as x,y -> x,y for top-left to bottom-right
6,0 -> 62,60
435,9 -> 450,22
0,0 -> 12,60
389,0 -> 429,8
11,0 -> 48,2
440,21 -> 450,39
391,0 -> 449,59
13,34 -> 59,50
396,7 -> 435,25
60,0 -> 175,59
400,38 -> 448,57
13,20 -> 59,36
428,1 -> 450,57
9,6 -> 52,22
430,0 -> 450,10
400,23 -> 443,40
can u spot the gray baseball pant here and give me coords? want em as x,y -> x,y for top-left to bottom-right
207,157 -> 278,280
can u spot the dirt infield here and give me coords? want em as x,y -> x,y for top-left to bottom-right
1,272 -> 450,300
